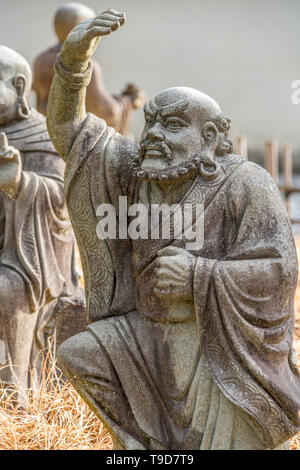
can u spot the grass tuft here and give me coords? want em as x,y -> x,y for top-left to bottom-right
0,345 -> 112,450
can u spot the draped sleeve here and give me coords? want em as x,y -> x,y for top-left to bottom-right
65,113 -> 138,323
193,162 -> 300,448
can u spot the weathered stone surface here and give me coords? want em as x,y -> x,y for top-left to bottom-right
0,45 -> 85,402
53,287 -> 87,349
33,2 -> 145,136
47,10 -> 300,450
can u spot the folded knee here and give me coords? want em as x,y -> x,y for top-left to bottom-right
57,331 -> 97,379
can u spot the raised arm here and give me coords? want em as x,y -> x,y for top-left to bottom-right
46,9 -> 126,161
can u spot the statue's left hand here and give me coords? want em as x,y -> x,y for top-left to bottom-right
152,246 -> 196,301
0,132 -> 22,197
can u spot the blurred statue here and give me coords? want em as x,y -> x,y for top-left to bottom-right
33,2 -> 145,136
47,10 -> 300,450
0,45 -> 83,402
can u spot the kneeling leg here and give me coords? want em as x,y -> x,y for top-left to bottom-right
57,330 -> 148,449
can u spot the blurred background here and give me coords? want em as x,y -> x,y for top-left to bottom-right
1,0 -> 299,154
1,0 -> 300,179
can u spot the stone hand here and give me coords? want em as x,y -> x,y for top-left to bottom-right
60,9 -> 126,73
0,132 -> 21,198
152,246 -> 196,301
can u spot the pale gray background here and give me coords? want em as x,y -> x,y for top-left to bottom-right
1,0 -> 300,165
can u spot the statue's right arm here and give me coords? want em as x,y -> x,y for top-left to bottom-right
46,61 -> 87,161
46,9 -> 126,162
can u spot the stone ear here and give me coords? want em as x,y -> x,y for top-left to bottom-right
202,122 -> 218,146
13,74 -> 30,120
13,73 -> 26,92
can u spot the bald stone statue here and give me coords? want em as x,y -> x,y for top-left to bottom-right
0,46 -> 81,402
47,10 -> 300,450
33,2 -> 145,136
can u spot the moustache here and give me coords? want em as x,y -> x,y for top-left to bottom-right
139,140 -> 173,161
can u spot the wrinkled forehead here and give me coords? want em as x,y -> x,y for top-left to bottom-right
144,88 -> 221,123
144,96 -> 190,119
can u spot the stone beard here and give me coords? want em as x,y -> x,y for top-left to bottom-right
132,151 -> 221,182
132,105 -> 233,183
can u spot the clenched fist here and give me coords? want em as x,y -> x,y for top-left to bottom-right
0,132 -> 22,199
152,246 -> 196,301
60,9 -> 126,73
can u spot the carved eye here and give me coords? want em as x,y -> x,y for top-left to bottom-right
165,119 -> 182,130
145,115 -> 154,127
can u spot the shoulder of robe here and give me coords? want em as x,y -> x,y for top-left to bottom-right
102,132 -> 139,196
226,159 -> 279,196
223,159 -> 289,227
1,109 -> 64,179
3,108 -> 56,153
106,130 -> 139,164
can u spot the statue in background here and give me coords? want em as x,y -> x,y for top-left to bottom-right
47,10 -> 300,450
33,2 -> 145,136
0,45 -> 83,402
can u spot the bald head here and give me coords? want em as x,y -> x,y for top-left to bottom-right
0,46 -> 32,95
54,2 -> 95,42
139,86 -> 232,178
0,46 -> 32,124
144,86 -> 232,153
148,87 -> 223,126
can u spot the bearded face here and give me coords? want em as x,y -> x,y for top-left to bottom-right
139,97 -> 204,173
134,88 -> 230,182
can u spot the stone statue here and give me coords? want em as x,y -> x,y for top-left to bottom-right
47,10 -> 300,450
0,45 -> 83,402
33,2 -> 145,136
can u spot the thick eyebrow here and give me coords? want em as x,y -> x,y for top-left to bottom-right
143,100 -> 160,117
159,100 -> 189,117
143,103 -> 155,116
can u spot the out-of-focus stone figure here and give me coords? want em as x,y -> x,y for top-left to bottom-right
33,2 -> 145,136
0,45 -> 83,402
47,10 -> 300,450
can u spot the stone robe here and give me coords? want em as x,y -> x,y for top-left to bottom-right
58,113 -> 300,450
0,108 -> 80,397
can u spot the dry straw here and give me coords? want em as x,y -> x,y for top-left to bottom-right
0,342 -> 112,450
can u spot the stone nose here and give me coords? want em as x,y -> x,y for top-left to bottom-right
146,123 -> 164,141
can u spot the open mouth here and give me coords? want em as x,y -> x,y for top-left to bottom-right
144,146 -> 165,157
